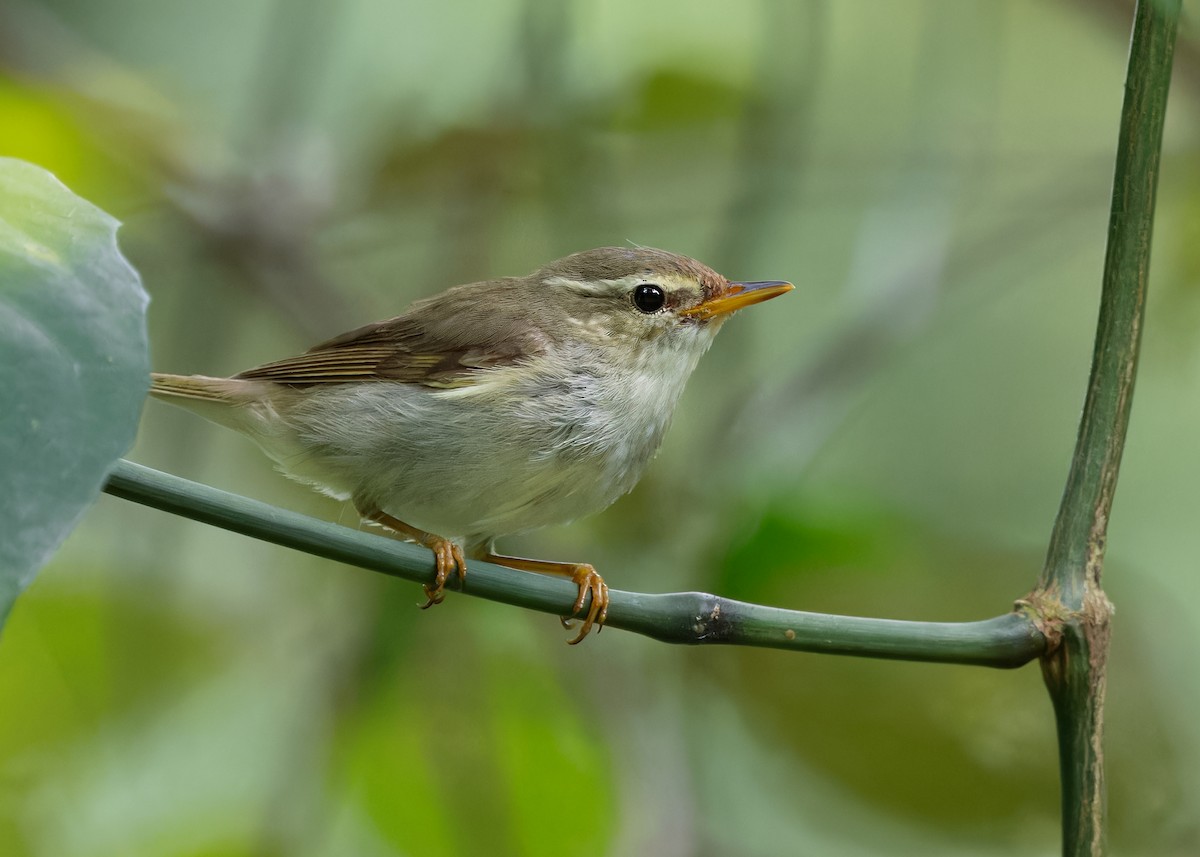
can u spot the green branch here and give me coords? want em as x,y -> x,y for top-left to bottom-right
1038,0 -> 1177,599
104,459 -> 1044,667
1033,1 -> 1180,855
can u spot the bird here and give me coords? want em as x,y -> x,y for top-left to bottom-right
149,246 -> 792,642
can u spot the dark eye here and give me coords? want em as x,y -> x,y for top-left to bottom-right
632,283 -> 666,313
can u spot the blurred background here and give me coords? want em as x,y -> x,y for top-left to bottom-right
2,0 -> 1199,854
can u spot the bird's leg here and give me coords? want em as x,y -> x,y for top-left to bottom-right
480,552 -> 609,644
359,508 -> 465,608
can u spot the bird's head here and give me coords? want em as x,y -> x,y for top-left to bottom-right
529,247 -> 793,357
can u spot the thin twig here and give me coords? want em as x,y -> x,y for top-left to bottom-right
103,459 -> 1044,666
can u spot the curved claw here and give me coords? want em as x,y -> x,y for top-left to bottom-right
469,551 -> 611,643
564,565 -> 609,645
357,508 -> 466,610
421,539 -> 466,609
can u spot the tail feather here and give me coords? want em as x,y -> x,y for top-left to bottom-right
148,372 -> 266,430
150,372 -> 244,402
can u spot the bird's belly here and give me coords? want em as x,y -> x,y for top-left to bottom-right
355,440 -> 645,544
267,381 -> 659,543
415,454 -> 633,538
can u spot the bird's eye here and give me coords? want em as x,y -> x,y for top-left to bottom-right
632,283 -> 666,313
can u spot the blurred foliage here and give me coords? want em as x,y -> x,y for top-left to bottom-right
2,0 -> 1200,855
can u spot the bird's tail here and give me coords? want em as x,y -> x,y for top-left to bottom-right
148,372 -> 262,429
150,372 -> 243,402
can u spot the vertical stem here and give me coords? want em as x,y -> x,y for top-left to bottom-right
1033,1 -> 1180,855
1039,0 -> 1180,599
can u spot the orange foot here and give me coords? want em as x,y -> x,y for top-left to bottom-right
483,554 -> 609,644
420,537 -> 467,608
360,509 -> 465,607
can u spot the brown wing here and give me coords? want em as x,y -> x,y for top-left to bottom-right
234,279 -> 545,389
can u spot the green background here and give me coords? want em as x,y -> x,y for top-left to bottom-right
2,1 -> 1198,854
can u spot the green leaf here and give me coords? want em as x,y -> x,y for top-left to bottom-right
0,157 -> 149,628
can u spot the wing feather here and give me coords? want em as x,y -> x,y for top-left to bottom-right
234,280 -> 546,389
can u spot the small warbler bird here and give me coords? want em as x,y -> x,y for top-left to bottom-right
150,247 -> 792,642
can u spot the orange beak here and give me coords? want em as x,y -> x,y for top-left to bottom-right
678,280 -> 794,321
